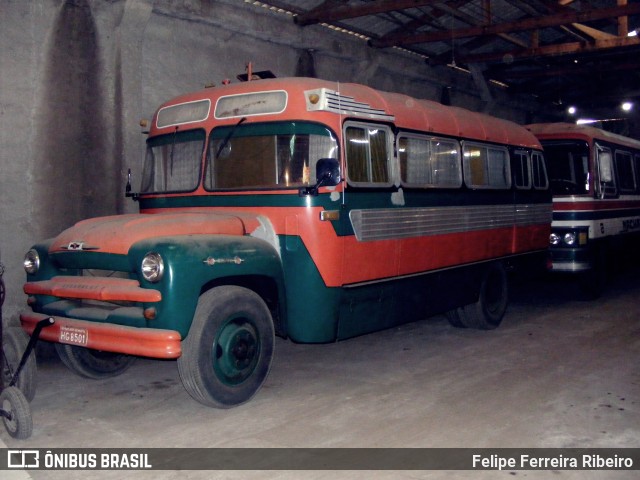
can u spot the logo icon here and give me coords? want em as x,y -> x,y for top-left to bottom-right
8,450 -> 40,469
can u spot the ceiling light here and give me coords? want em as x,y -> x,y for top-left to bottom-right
628,29 -> 638,37
567,106 -> 576,115
622,102 -> 633,112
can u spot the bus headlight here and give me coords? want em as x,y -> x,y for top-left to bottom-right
549,233 -> 560,246
141,252 -> 164,283
24,249 -> 40,274
563,233 -> 576,246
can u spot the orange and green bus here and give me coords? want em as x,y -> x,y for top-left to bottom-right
21,77 -> 551,407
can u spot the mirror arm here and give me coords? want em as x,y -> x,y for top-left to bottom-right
299,175 -> 328,197
125,168 -> 140,201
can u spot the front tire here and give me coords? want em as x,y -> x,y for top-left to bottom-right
0,386 -> 33,439
55,344 -> 136,379
178,286 -> 275,408
447,263 -> 508,330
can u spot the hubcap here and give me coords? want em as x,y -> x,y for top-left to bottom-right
213,318 -> 260,386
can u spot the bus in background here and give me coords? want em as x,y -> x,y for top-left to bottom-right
21,77 -> 551,408
527,122 -> 640,297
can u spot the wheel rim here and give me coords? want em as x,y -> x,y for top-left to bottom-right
1,397 -> 18,433
212,317 -> 260,386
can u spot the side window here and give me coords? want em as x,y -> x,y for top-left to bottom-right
636,155 -> 640,193
345,123 -> 392,186
398,134 -> 461,188
462,142 -> 511,189
531,151 -> 549,190
615,150 -> 635,193
512,150 -> 531,189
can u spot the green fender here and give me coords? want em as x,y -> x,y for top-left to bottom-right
129,235 -> 286,339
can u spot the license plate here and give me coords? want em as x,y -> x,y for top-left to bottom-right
59,325 -> 89,346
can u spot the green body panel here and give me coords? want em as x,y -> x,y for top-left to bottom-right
128,235 -> 284,338
28,235 -> 285,340
279,235 -> 341,343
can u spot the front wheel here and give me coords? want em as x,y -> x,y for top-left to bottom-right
446,263 -> 508,330
178,286 -> 275,408
0,386 -> 33,439
55,344 -> 136,379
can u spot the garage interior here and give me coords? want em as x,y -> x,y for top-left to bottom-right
1,1 -> 639,479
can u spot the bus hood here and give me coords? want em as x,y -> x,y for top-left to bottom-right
49,212 -> 250,255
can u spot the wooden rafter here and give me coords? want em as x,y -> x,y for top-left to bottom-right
369,3 -> 640,48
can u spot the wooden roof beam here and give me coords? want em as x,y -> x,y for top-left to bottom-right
369,3 -> 640,48
433,36 -> 640,65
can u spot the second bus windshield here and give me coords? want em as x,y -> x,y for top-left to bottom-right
543,141 -> 590,195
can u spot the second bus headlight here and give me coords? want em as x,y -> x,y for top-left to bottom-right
141,252 -> 164,283
563,232 -> 576,246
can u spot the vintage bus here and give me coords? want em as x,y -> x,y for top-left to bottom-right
21,77 -> 551,408
526,122 -> 640,296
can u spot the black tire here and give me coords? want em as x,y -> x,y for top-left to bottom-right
54,344 -> 136,379
2,327 -> 37,402
177,286 -> 275,408
447,263 -> 508,330
0,386 -> 33,439
0,278 -> 5,307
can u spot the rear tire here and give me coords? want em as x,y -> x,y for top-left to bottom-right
55,344 -> 136,379
446,263 -> 508,330
178,286 -> 275,408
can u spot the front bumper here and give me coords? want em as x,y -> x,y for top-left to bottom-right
20,311 -> 182,359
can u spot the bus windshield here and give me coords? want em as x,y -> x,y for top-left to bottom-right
204,122 -> 338,190
141,129 -> 205,194
542,141 -> 590,195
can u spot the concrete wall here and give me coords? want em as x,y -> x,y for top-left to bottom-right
0,0 -> 552,322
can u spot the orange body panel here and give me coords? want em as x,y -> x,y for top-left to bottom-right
21,312 -> 181,359
24,276 -> 162,302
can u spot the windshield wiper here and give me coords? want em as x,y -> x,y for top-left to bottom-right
215,117 -> 247,159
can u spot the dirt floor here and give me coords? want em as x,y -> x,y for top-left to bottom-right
2,269 -> 639,480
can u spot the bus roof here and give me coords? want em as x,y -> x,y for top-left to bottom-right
526,122 -> 640,151
154,77 -> 541,150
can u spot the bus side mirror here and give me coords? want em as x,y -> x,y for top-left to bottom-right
299,158 -> 341,196
125,168 -> 139,201
597,151 -> 613,199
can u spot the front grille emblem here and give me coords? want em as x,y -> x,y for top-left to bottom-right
61,242 -> 99,251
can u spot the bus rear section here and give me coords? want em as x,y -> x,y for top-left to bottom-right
527,122 -> 640,297
21,77 -> 551,408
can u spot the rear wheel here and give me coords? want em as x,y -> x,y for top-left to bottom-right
55,344 -> 136,379
446,263 -> 508,330
178,286 -> 275,408
2,327 -> 37,401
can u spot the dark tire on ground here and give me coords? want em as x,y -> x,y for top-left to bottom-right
54,344 -> 136,379
446,263 -> 508,330
177,285 -> 275,408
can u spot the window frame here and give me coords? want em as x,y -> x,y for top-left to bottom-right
512,149 -> 532,190
614,149 -> 636,194
343,121 -> 394,188
461,141 -> 512,190
531,151 -> 549,190
397,133 -> 462,189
